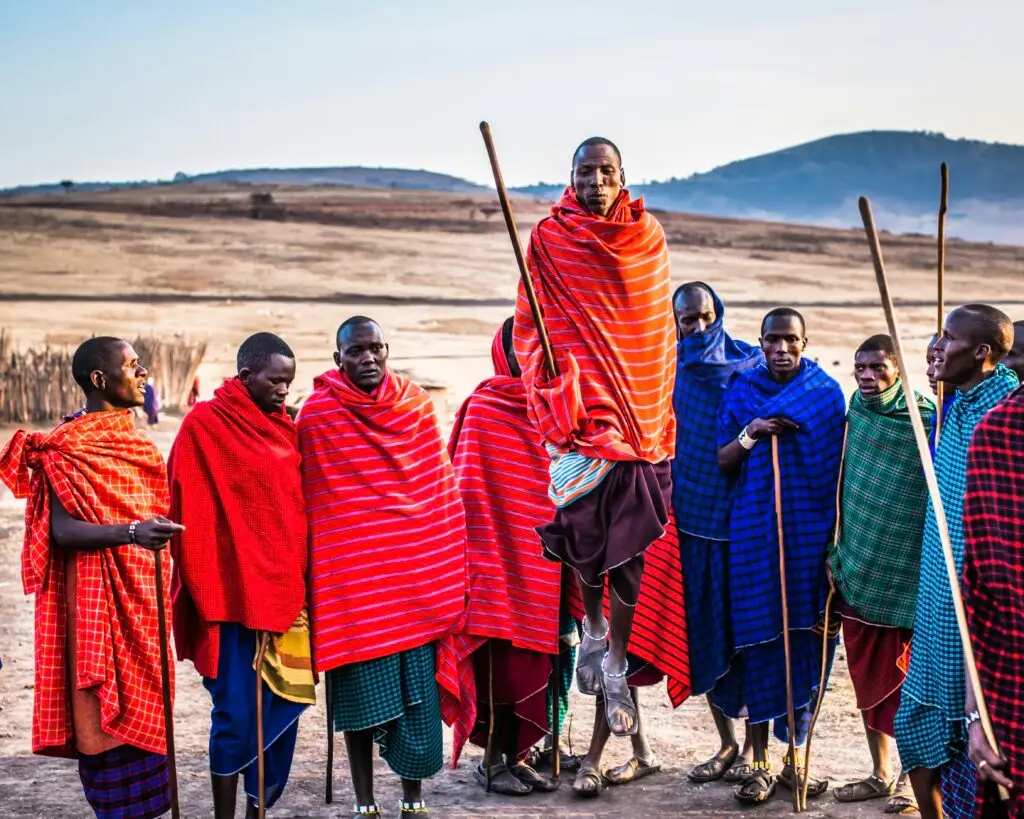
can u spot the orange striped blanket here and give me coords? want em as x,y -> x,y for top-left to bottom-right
512,187 -> 676,464
297,368 -> 467,673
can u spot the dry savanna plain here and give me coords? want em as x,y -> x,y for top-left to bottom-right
0,185 -> 1021,818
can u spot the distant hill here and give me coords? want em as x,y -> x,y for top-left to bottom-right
0,166 -> 486,197
514,131 -> 1024,243
6,132 -> 1024,242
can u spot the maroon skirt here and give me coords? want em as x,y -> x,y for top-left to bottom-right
469,640 -> 553,758
538,460 -> 671,605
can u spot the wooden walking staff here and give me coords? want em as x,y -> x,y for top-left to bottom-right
935,162 -> 949,445
771,436 -> 802,813
479,120 -> 562,780
255,632 -> 270,819
859,195 -> 1011,804
153,549 -> 181,819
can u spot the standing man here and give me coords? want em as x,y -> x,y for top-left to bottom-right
830,334 -> 935,814
513,137 -> 677,741
0,337 -> 183,819
895,305 -> 1018,819
672,281 -> 760,784
963,383 -> 1024,817
437,318 -> 562,796
299,317 -> 467,819
169,332 -> 313,818
715,309 -> 846,805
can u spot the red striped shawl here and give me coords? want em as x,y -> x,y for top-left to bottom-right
436,328 -> 561,765
297,368 -> 467,673
513,187 -> 676,464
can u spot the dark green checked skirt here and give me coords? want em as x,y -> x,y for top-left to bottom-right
327,643 -> 443,780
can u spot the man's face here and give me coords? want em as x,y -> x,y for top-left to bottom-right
335,322 -> 388,393
933,311 -> 988,387
926,339 -> 939,395
674,288 -> 716,339
96,342 -> 148,408
855,349 -> 899,396
1004,323 -> 1024,380
760,316 -> 806,378
571,144 -> 624,218
240,353 -> 295,413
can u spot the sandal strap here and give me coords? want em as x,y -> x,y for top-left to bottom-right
400,800 -> 429,813
353,806 -> 380,815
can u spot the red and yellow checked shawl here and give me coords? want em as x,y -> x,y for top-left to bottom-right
963,385 -> 1024,816
513,188 -> 676,464
436,327 -> 561,765
0,410 -> 173,757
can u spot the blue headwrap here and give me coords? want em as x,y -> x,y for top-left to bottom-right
671,283 -> 763,541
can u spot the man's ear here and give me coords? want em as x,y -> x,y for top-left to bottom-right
89,369 -> 105,392
620,167 -> 626,187
238,367 -> 252,385
801,337 -> 809,351
333,350 -> 341,368
975,343 -> 993,363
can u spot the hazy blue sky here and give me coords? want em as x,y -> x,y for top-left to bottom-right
1,0 -> 1020,189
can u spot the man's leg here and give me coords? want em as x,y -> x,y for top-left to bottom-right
345,730 -> 376,808
604,688 -> 662,785
864,714 -> 893,782
211,773 -> 239,819
576,575 -> 608,693
601,581 -> 640,735
573,696 -> 612,797
909,766 -> 943,819
688,694 -> 740,781
400,778 -> 424,814
733,721 -> 776,804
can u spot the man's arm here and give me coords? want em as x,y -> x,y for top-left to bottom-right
50,491 -> 183,552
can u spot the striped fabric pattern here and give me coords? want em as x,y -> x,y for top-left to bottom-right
897,365 -> 1018,771
963,385 -> 1024,818
297,368 -> 467,673
436,328 -> 563,765
544,443 -> 614,507
512,187 -> 676,466
565,517 -> 692,706
0,410 -> 173,756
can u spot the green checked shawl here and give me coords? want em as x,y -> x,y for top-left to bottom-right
831,380 -> 936,629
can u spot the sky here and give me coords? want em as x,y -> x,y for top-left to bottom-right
1,0 -> 1021,189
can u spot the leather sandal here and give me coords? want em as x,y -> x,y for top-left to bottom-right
601,658 -> 638,737
688,746 -> 740,783
605,755 -> 661,786
734,764 -> 776,804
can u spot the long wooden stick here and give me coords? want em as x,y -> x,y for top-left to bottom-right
479,122 -> 558,379
859,195 -> 1010,803
255,632 -> 269,819
771,436 -> 802,813
935,162 -> 949,444
324,675 -> 334,803
801,425 -> 847,808
153,549 -> 180,819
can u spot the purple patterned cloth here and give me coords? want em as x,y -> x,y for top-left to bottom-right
78,744 -> 170,819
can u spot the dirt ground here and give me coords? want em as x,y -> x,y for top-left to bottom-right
0,187 -> 1022,817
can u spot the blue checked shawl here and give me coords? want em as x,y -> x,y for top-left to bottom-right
718,360 -> 846,648
902,365 -> 1019,728
672,286 -> 763,540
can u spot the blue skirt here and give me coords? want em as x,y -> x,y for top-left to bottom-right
203,623 -> 308,809
678,531 -> 732,696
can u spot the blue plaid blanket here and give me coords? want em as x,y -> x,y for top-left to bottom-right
718,359 -> 846,647
898,364 -> 1019,769
671,286 -> 763,541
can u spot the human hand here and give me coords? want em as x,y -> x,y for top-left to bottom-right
134,517 -> 186,551
968,721 -> 1014,791
747,417 -> 800,439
